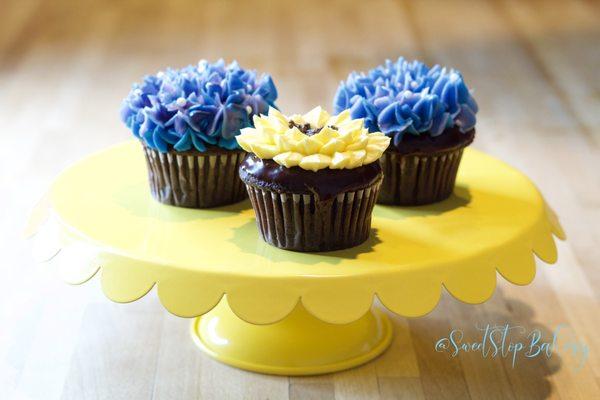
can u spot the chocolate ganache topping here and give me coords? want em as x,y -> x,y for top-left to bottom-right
392,127 -> 475,154
239,154 -> 382,201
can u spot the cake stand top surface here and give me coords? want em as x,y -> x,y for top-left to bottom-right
42,141 -> 564,324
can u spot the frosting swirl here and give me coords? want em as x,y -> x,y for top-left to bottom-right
333,58 -> 478,149
120,59 -> 279,153
235,107 -> 390,171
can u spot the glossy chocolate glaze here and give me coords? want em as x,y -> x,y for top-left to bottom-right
239,154 -> 382,201
391,127 -> 475,154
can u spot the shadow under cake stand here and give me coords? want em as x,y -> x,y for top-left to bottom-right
29,141 -> 565,376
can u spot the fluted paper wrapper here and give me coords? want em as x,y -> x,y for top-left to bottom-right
245,181 -> 381,252
378,146 -> 466,206
143,147 -> 247,208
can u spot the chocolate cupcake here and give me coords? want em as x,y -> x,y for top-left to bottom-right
334,58 -> 478,205
236,107 -> 390,252
120,59 -> 279,208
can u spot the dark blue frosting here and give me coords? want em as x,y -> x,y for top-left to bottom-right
333,58 -> 478,148
120,60 -> 279,152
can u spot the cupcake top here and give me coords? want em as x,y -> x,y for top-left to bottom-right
120,59 -> 278,152
333,58 -> 478,149
235,107 -> 390,172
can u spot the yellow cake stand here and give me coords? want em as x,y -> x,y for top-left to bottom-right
28,141 -> 565,376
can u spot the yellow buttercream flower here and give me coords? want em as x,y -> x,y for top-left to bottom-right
236,107 -> 390,171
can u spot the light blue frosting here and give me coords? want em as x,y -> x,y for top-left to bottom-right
120,59 -> 278,152
333,58 -> 478,148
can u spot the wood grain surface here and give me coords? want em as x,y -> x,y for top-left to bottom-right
1,0 -> 599,399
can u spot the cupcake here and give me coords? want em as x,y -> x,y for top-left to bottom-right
236,107 -> 390,252
334,58 -> 478,205
120,59 -> 279,208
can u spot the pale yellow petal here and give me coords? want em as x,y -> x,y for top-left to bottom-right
319,138 -> 346,155
267,114 -> 289,131
327,110 -> 351,127
278,135 -> 294,152
299,154 -> 332,172
252,114 -> 271,131
250,142 -> 279,159
330,152 -> 349,169
273,134 -> 291,151
303,106 -> 330,128
363,144 -> 388,164
338,129 -> 357,144
344,136 -> 368,151
235,135 -> 254,153
367,134 -> 391,146
273,152 -> 303,168
346,150 -> 366,168
268,107 -> 288,124
285,127 -> 305,141
337,118 -> 364,132
311,126 -> 338,144
300,136 -> 322,155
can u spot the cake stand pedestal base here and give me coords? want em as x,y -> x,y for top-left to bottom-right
190,301 -> 393,376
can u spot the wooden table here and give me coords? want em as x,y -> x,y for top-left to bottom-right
1,0 -> 598,399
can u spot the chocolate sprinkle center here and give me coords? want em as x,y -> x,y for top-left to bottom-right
287,120 -> 338,136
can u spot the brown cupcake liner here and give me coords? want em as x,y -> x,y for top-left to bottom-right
378,146 -> 466,206
245,180 -> 381,252
143,146 -> 247,208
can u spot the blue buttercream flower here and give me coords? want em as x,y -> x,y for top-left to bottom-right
333,58 -> 478,147
120,59 -> 279,152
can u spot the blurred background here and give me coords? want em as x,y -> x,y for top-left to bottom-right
1,0 -> 599,399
